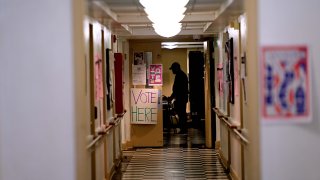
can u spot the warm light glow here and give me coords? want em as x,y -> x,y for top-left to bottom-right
147,14 -> 185,24
144,6 -> 186,16
162,42 -> 177,46
139,0 -> 189,37
163,45 -> 178,49
140,0 -> 189,9
153,23 -> 181,38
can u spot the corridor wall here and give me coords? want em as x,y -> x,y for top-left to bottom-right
258,0 -> 320,179
0,0 -> 89,180
116,39 -> 132,148
128,40 -> 163,147
215,15 -> 248,180
83,17 -> 126,180
228,22 -> 243,180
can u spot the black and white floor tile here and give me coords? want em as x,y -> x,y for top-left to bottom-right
112,128 -> 230,180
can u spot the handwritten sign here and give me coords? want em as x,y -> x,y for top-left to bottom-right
148,64 -> 162,86
260,46 -> 311,123
131,88 -> 161,124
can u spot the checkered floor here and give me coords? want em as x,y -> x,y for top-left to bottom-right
112,128 -> 230,180
119,148 -> 229,180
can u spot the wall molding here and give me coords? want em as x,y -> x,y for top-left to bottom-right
122,141 -> 133,150
218,149 -> 229,171
107,165 -> 116,180
230,166 -> 240,180
215,140 -> 221,150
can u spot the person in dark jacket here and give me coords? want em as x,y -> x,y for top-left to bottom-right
168,62 -> 188,134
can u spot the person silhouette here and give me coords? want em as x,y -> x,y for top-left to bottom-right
168,62 -> 188,134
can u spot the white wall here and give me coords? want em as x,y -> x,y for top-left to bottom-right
0,0 -> 89,180
259,0 -> 320,179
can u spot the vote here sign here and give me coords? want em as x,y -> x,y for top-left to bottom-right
131,88 -> 160,124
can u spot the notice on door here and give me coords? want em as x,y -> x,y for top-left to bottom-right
131,88 -> 161,124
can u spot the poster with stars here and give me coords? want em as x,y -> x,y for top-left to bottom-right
260,46 -> 312,123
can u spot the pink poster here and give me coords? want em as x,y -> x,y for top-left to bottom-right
148,64 -> 162,86
94,54 -> 103,101
234,57 -> 239,96
260,46 -> 311,123
217,63 -> 224,96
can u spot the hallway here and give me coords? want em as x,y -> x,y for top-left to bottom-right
112,128 -> 230,180
3,0 -> 320,180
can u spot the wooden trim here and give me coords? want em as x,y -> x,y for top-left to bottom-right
108,156 -> 122,180
230,166 -> 240,180
213,108 -> 238,130
101,29 -> 106,125
107,165 -> 116,180
215,106 -> 249,180
239,21 -> 244,129
113,124 -> 116,162
218,149 -> 229,171
89,25 -> 95,135
238,21 -> 246,180
215,140 -> 221,150
241,142 -> 245,180
87,122 -> 121,150
89,23 -> 96,180
104,139 -> 108,180
233,128 -> 249,145
122,141 -> 133,150
101,34 -> 107,180
90,152 -> 96,180
227,129 -> 231,172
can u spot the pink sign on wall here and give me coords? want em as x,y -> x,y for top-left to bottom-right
148,64 -> 162,86
260,46 -> 312,123
94,54 -> 103,101
217,63 -> 224,96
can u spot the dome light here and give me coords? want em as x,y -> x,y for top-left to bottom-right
139,0 -> 189,37
153,23 -> 182,38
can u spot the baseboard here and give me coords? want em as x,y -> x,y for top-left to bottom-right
121,141 -> 133,150
215,141 -> 221,150
107,166 -> 115,180
114,157 -> 121,167
218,149 -> 229,171
230,166 -> 240,180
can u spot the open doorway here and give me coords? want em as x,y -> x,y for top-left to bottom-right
162,45 -> 207,148
188,51 -> 205,131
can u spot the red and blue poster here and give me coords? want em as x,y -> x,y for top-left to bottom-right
260,46 -> 312,123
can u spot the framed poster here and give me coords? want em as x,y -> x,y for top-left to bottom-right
132,65 -> 146,85
148,64 -> 162,86
225,38 -> 234,104
260,46 -> 311,123
133,52 -> 145,65
217,63 -> 224,97
105,48 -> 111,110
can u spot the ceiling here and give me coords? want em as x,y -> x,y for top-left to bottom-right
87,0 -> 244,40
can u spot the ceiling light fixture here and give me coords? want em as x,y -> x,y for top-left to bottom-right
153,23 -> 182,38
139,0 -> 189,38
